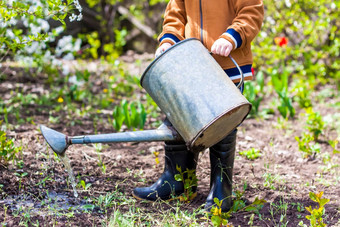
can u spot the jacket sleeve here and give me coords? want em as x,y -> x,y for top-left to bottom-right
220,0 -> 264,49
158,0 -> 187,46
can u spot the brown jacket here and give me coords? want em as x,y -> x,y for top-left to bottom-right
158,0 -> 264,71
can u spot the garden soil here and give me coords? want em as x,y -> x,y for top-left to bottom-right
0,54 -> 339,226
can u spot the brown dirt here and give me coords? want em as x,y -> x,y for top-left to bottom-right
0,57 -> 339,226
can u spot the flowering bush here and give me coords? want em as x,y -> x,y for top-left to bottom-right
0,0 -> 82,72
252,0 -> 340,84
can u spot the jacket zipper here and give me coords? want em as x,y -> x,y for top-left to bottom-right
199,0 -> 203,43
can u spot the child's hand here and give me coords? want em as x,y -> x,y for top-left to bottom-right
211,38 -> 233,57
155,43 -> 172,57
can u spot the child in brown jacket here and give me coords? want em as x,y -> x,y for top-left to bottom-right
133,0 -> 264,212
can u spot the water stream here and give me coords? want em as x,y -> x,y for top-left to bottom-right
58,153 -> 79,198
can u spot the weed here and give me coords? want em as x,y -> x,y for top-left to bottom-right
174,165 -> 198,202
291,202 -> 305,213
329,139 -> 339,154
14,171 -> 28,191
269,197 -> 289,226
243,71 -> 265,118
208,198 -> 232,227
239,148 -> 262,160
2,205 -> 8,226
271,67 -> 295,119
0,120 -> 21,165
231,187 -> 266,214
295,133 -> 321,159
292,79 -> 313,108
303,108 -> 325,141
95,192 -> 117,210
305,191 -> 330,227
93,144 -> 106,174
78,179 -> 92,191
110,99 -> 146,131
262,171 -> 285,190
244,81 -> 263,117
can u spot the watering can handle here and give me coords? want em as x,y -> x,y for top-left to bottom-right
228,55 -> 244,89
209,52 -> 244,89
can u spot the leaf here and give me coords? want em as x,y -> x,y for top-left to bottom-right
211,216 -> 222,226
319,198 -> 330,207
245,206 -> 258,212
213,198 -> 222,207
174,174 -> 182,182
305,206 -> 313,213
309,192 -> 318,202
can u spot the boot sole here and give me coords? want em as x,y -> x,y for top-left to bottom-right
132,191 -> 197,202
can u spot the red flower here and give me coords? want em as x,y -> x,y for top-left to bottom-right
274,37 -> 288,47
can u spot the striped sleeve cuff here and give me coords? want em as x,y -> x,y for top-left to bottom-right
159,33 -> 181,46
223,28 -> 242,49
224,64 -> 253,82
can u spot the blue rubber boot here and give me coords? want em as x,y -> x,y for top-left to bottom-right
204,130 -> 237,212
133,141 -> 199,201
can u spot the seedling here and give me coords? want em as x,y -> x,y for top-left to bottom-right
292,80 -> 312,108
93,144 -> 106,174
244,81 -> 263,117
271,67 -> 295,118
295,133 -> 320,159
209,198 -> 232,227
110,100 -> 147,131
14,172 -> 28,191
79,180 -> 92,191
174,165 -> 198,202
304,108 -> 324,141
239,148 -> 262,160
0,120 -> 21,165
243,71 -> 265,118
305,191 -> 330,227
328,139 -> 339,154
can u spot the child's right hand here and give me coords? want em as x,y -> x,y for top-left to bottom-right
155,43 -> 172,58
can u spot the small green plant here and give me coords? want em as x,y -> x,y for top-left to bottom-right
0,121 -> 21,165
269,197 -> 289,226
79,180 -> 92,191
292,80 -> 313,109
305,191 -> 330,227
209,198 -> 232,227
244,82 -> 263,117
262,172 -> 284,190
295,133 -> 321,159
304,108 -> 325,141
271,67 -> 295,119
110,100 -> 147,131
243,71 -> 265,118
95,192 -> 117,210
14,172 -> 28,191
239,148 -> 262,160
93,144 -> 106,174
329,139 -> 339,154
174,165 -> 198,202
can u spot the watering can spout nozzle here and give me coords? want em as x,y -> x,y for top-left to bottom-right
40,125 -> 69,155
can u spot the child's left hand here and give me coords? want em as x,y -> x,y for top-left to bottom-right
211,38 -> 233,57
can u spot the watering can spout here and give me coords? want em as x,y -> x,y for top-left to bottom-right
40,125 -> 69,155
40,123 -> 181,155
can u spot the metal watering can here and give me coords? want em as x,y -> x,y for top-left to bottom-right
41,38 -> 251,155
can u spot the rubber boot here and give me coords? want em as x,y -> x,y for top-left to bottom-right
204,130 -> 237,212
132,141 -> 199,201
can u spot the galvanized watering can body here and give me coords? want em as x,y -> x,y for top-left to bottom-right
141,38 -> 251,151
